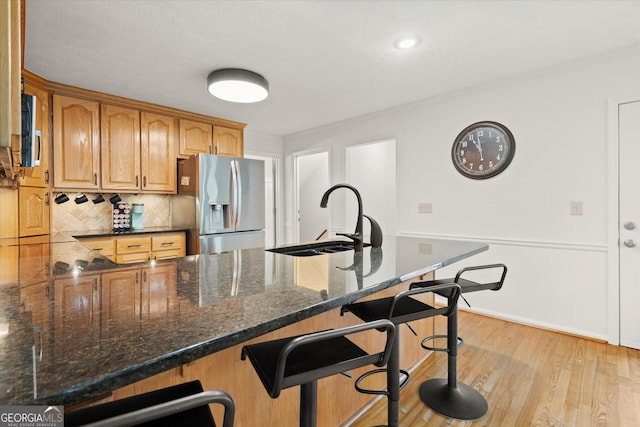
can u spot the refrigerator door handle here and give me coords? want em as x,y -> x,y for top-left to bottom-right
231,160 -> 241,228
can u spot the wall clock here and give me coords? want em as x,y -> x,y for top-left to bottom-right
451,121 -> 515,179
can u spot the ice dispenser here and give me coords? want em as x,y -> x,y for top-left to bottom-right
208,203 -> 230,230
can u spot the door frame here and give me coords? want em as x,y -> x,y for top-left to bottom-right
292,147 -> 330,244
245,151 -> 281,247
606,96 -> 640,345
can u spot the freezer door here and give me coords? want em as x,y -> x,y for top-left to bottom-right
234,158 -> 265,232
199,230 -> 265,255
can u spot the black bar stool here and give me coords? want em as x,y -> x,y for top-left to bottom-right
240,319 -> 396,427
65,380 -> 235,427
410,263 -> 507,421
340,283 -> 462,427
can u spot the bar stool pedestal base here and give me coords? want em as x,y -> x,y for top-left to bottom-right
418,378 -> 488,421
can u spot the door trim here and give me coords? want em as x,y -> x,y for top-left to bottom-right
606,96 -> 640,345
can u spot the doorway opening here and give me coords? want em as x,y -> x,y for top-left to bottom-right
294,150 -> 329,243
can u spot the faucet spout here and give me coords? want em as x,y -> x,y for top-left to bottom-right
320,184 -> 364,251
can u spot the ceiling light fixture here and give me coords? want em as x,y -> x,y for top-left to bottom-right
394,36 -> 421,50
207,68 -> 269,103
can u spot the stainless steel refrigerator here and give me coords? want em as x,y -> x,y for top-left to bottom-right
171,154 -> 265,255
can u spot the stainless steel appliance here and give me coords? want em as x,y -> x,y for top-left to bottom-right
171,154 -> 265,255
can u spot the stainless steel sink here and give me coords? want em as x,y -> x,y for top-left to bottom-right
266,240 -> 368,257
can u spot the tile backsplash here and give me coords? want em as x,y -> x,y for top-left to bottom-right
52,193 -> 171,232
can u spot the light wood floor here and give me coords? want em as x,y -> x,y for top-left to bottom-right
347,310 -> 640,426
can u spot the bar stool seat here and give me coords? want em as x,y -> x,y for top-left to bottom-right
409,263 -> 508,421
65,380 -> 234,427
340,284 -> 461,427
241,319 -> 396,427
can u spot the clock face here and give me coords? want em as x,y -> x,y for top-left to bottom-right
451,121 -> 515,179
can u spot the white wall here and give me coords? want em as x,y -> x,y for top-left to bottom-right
283,48 -> 640,341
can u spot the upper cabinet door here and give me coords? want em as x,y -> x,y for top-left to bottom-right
53,95 -> 100,189
179,119 -> 212,156
141,112 -> 176,193
213,125 -> 243,157
18,83 -> 50,188
101,105 -> 141,191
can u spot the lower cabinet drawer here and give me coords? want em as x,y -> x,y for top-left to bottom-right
78,237 -> 114,257
116,238 -> 152,255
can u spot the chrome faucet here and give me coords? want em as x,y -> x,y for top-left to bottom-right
320,184 -> 364,251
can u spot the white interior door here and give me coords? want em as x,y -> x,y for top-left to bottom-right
619,100 -> 640,350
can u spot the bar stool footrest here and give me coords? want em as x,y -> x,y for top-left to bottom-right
354,368 -> 410,396
418,378 -> 488,421
420,334 -> 464,352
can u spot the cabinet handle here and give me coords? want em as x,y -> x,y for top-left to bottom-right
44,170 -> 49,184
208,145 -> 212,154
127,244 -> 142,248
143,176 -> 147,187
143,271 -> 146,282
135,271 -> 139,284
136,175 -> 139,187
94,247 -> 103,251
161,241 -> 175,246
93,173 -> 97,185
45,192 -> 50,206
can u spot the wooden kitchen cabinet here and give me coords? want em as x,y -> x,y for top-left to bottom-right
18,186 -> 50,237
77,232 -> 185,264
114,236 -> 152,264
141,112 -> 176,193
52,95 -> 100,190
179,120 -> 244,157
77,236 -> 114,259
18,81 -> 50,188
179,119 -> 212,156
151,232 -> 185,260
213,125 -> 243,157
101,107 -> 176,193
101,105 -> 141,191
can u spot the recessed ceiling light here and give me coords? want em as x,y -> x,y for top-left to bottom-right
394,36 -> 421,50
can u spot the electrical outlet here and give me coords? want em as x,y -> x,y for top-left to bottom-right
570,201 -> 583,216
418,202 -> 432,214
418,243 -> 432,254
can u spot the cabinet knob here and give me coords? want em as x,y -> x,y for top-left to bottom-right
624,239 -> 636,248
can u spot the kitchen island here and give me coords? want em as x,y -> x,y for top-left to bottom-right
0,235 -> 487,425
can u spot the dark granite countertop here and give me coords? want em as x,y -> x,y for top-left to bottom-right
0,235 -> 487,406
70,226 -> 189,239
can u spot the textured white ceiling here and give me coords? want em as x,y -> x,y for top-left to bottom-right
24,0 -> 640,137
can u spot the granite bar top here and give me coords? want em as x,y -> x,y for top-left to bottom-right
0,235 -> 487,406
